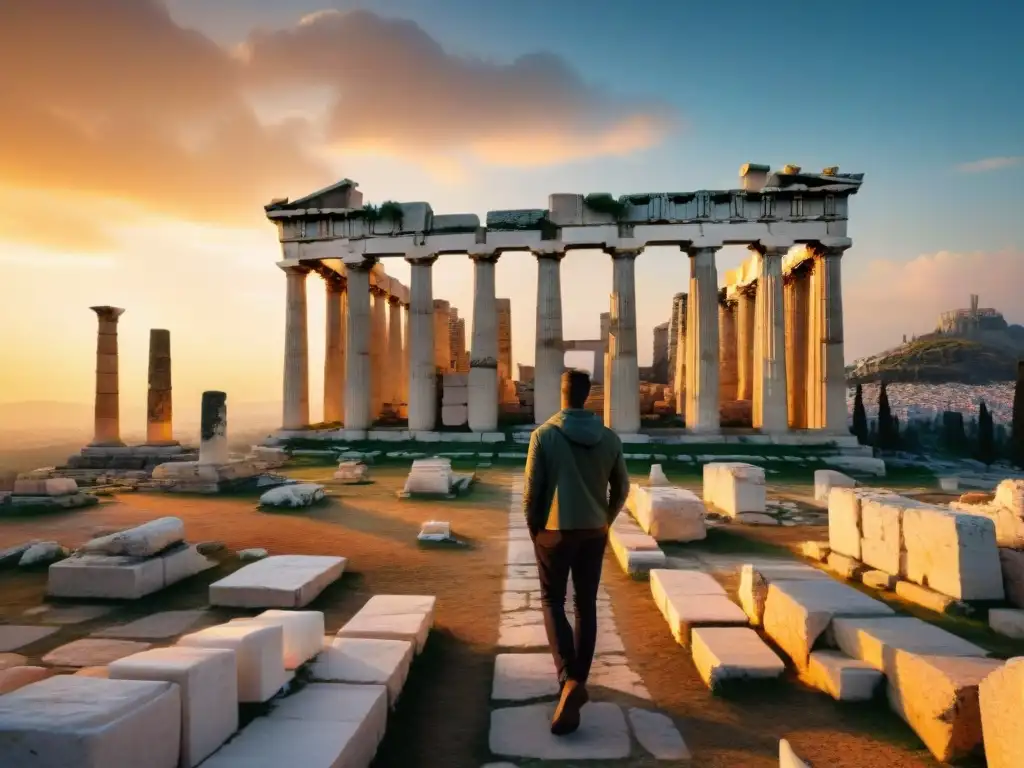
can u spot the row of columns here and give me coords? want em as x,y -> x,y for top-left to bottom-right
281,241 -> 847,435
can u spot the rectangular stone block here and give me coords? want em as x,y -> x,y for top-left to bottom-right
762,579 -> 894,669
0,675 -> 180,768
828,488 -> 871,559
814,469 -> 856,504
999,547 -> 1024,607
661,593 -> 748,645
650,569 -> 726,619
229,610 -> 325,669
441,404 -> 467,426
82,517 -> 185,558
801,650 -> 882,701
12,477 -> 78,496
48,553 -> 165,600
199,717 -> 366,768
902,506 -> 1004,600
631,485 -> 707,542
309,637 -> 414,707
859,496 -> 907,575
162,543 -> 216,585
886,650 -> 1002,763
979,657 -> 1024,768
988,608 -> 1024,639
702,462 -> 765,517
690,627 -> 784,691
269,683 -> 388,768
209,555 -> 346,609
608,527 -> 665,575
336,596 -> 433,654
109,646 -> 238,768
177,623 -> 285,703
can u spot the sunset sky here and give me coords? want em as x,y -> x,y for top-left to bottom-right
2,0 -> 1022,429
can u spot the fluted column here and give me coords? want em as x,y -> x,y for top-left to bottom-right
387,296 -> 404,406
401,303 -> 410,406
407,254 -> 438,431
534,248 -> 565,424
673,295 -> 687,415
323,273 -> 346,424
343,259 -> 374,430
785,269 -> 809,429
806,256 -> 824,429
468,251 -> 500,432
607,246 -> 642,434
684,247 -> 720,432
370,286 -> 387,419
718,296 -> 738,404
752,245 -> 790,431
90,305 -> 125,446
198,390 -> 228,465
821,245 -> 849,432
146,328 -> 175,445
281,266 -> 310,430
736,288 -> 755,401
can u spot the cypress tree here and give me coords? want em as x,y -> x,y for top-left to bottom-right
852,384 -> 868,445
878,382 -> 894,450
978,401 -> 995,465
1014,361 -> 1024,467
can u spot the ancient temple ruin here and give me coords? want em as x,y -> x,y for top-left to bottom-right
266,164 -> 862,438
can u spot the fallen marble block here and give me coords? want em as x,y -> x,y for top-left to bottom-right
690,626 -> 784,692
651,569 -> 726,620
0,675 -> 180,768
761,579 -> 894,669
702,462 -> 765,517
859,493 -> 931,576
310,637 -> 414,707
630,484 -> 706,542
979,656 -> 1024,768
81,517 -> 185,557
828,487 -> 893,560
648,463 -> 669,486
229,610 -> 325,669
814,469 -> 856,504
738,563 -> 830,626
109,646 -> 238,768
19,541 -> 67,566
178,622 -> 285,703
659,591 -> 748,646
333,461 -> 369,483
608,523 -> 665,576
417,520 -> 453,542
48,542 -> 212,600
151,459 -> 262,494
209,554 -> 346,608
402,458 -> 454,495
886,650 -> 1002,763
336,594 -> 435,653
800,650 -> 882,701
12,477 -> 78,496
902,505 -> 1003,600
6,492 -> 99,511
950,478 -> 1024,548
258,483 -> 325,509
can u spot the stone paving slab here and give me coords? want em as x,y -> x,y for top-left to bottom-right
506,540 -> 535,565
200,716 -> 365,768
504,578 -> 541,592
492,653 -> 559,701
590,657 -> 650,699
0,625 -> 59,652
309,637 -> 414,707
43,638 -> 152,667
831,616 -> 988,674
663,594 -> 749,645
691,627 -> 785,692
24,604 -> 114,624
489,702 -> 630,760
497,621 -> 549,649
628,708 -> 691,760
337,610 -> 432,654
801,650 -> 883,701
93,610 -> 208,639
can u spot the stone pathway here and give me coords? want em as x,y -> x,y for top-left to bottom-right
486,478 -> 690,764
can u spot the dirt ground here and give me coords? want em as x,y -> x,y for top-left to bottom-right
0,465 -> 998,767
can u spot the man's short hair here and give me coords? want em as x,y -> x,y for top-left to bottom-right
561,369 -> 591,409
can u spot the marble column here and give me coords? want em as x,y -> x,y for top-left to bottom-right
146,328 -> 175,445
370,287 -> 388,418
89,305 -> 126,447
198,390 -> 228,465
387,296 -> 404,406
401,303 -> 410,406
323,273 -> 346,424
281,266 -> 310,430
534,249 -> 565,424
806,257 -> 824,429
821,246 -> 849,432
468,251 -> 500,432
607,247 -> 642,434
784,269 -> 809,429
718,297 -> 738,404
736,288 -> 755,401
672,296 -> 687,416
343,259 -> 374,430
684,247 -> 720,432
752,245 -> 790,432
407,255 -> 438,431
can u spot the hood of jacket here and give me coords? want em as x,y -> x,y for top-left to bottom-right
545,408 -> 604,447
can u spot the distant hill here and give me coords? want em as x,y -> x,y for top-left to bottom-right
849,337 -> 1020,384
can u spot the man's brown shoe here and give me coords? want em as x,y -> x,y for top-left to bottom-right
550,679 -> 589,735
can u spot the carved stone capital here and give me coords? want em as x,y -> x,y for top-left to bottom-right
468,249 -> 501,264
90,306 -> 125,323
533,246 -> 566,261
405,247 -> 439,267
605,246 -> 644,260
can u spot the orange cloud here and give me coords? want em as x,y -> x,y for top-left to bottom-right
0,3 -> 673,250
843,249 -> 1024,359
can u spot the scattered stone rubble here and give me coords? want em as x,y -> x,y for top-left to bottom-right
258,483 -> 326,509
334,460 -> 370,483
702,462 -> 766,517
0,477 -> 98,512
627,483 -> 706,542
400,457 -> 475,497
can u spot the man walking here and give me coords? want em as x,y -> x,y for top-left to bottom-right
522,369 -> 630,735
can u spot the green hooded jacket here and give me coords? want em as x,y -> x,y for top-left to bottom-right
522,408 -> 630,533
